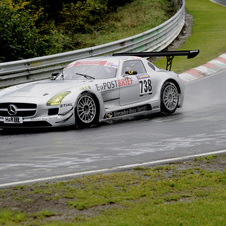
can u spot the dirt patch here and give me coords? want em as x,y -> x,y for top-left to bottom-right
174,155 -> 226,172
0,154 -> 225,223
1,13 -> 225,224
166,12 -> 193,51
149,12 -> 193,63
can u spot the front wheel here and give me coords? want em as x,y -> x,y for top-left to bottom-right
160,82 -> 179,115
75,93 -> 98,127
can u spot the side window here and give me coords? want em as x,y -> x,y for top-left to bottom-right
122,60 -> 146,74
148,62 -> 156,71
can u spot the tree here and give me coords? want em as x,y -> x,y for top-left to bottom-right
0,0 -> 61,62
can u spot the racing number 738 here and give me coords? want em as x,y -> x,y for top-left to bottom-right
139,78 -> 152,96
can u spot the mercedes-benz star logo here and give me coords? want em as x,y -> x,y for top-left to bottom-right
8,104 -> 17,116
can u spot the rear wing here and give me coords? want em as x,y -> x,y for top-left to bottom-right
113,50 -> 199,71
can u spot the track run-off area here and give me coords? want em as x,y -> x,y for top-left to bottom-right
1,0 -> 226,187
0,63 -> 226,187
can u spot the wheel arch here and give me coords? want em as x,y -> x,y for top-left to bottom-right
77,90 -> 100,113
75,90 -> 101,123
160,79 -> 180,115
162,79 -> 181,94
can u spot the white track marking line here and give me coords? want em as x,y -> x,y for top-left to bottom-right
0,150 -> 226,188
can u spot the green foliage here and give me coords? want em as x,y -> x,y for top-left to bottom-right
0,209 -> 26,224
29,0 -> 133,22
194,155 -> 217,163
0,0 -> 40,61
155,0 -> 226,73
60,0 -> 134,35
0,155 -> 225,225
0,0 -> 135,62
31,210 -> 56,219
0,0 -> 69,62
61,0 -> 108,34
61,0 -> 173,49
29,0 -> 71,21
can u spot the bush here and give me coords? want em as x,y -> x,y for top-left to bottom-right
0,0 -> 68,62
61,0 -> 134,34
0,0 -> 41,61
61,0 -> 108,34
107,0 -> 133,11
0,0 -> 134,62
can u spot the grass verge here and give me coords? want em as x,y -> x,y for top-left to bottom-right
0,154 -> 225,225
0,1 -> 226,225
155,0 -> 226,72
73,0 -> 174,49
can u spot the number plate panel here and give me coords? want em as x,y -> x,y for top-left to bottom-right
4,117 -> 23,124
139,78 -> 152,96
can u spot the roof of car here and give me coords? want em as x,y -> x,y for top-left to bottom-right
78,55 -> 143,61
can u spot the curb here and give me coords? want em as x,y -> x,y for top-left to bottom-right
179,52 -> 226,82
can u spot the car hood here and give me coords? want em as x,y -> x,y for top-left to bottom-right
1,80 -> 88,99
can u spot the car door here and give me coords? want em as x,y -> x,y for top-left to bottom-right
119,60 -> 152,106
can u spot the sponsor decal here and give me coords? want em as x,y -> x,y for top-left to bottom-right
79,86 -> 91,91
139,77 -> 152,96
66,61 -> 108,69
65,62 -> 74,69
96,78 -> 133,91
106,62 -> 118,68
118,77 -> 133,87
105,104 -> 151,119
66,60 -> 119,69
130,56 -> 142,60
136,74 -> 150,80
60,103 -> 73,108
135,74 -> 153,96
126,71 -> 135,75
41,116 -> 58,120
73,61 -> 107,66
96,80 -> 118,91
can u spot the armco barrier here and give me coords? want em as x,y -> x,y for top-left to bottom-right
0,0 -> 185,88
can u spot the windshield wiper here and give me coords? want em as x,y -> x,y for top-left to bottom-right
76,73 -> 95,80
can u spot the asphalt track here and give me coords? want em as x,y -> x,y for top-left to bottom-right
211,0 -> 226,7
0,68 -> 226,187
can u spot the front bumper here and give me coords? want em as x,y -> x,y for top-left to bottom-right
0,104 -> 75,128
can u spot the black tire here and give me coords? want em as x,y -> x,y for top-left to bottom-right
160,82 -> 179,115
75,93 -> 98,127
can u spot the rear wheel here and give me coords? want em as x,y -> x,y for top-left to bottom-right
160,82 -> 179,114
75,93 -> 98,127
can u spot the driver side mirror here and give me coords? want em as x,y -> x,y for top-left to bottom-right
51,71 -> 60,80
125,70 -> 137,75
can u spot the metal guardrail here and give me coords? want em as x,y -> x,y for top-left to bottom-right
0,0 -> 185,88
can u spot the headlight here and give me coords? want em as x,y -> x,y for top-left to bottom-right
47,91 -> 71,106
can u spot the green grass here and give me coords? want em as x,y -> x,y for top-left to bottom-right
155,0 -> 226,72
0,154 -> 225,225
74,0 -> 174,48
0,1 -> 226,225
72,0 -> 226,74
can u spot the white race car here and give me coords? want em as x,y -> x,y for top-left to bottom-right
0,51 -> 199,129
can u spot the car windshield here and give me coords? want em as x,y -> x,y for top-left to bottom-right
57,60 -> 119,80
